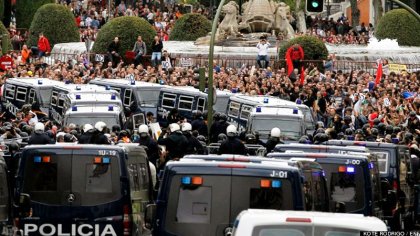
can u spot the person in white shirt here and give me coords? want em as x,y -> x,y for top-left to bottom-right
256,37 -> 270,69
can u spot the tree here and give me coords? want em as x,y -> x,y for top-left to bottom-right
0,20 -> 11,53
376,9 -> 420,46
16,0 -> 55,29
372,0 -> 384,26
349,0 -> 360,28
27,4 -> 79,47
170,13 -> 211,41
92,16 -> 156,57
278,35 -> 328,68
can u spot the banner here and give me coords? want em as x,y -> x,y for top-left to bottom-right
149,122 -> 162,141
388,63 -> 407,74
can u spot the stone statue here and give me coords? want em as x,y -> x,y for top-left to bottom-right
239,0 -> 275,33
273,2 -> 295,39
216,1 -> 242,40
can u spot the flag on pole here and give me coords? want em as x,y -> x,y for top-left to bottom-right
299,66 -> 305,85
375,61 -> 383,86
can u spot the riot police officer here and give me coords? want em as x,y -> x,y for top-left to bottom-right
265,127 -> 283,154
191,110 -> 208,137
28,122 -> 52,145
182,122 -> 205,155
91,121 -> 111,145
78,124 -> 95,144
218,125 -> 246,155
210,113 -> 229,143
138,124 -> 159,167
158,123 -> 188,161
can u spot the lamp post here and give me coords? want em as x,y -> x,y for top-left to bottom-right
326,0 -> 331,19
207,0 -> 226,135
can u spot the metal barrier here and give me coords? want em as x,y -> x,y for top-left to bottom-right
207,143 -> 266,156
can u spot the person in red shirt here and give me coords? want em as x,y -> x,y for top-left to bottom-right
285,44 -> 304,76
37,32 -> 51,58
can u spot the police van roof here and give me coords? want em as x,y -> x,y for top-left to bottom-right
235,209 -> 387,231
325,139 -> 401,148
6,78 -> 62,87
22,144 -> 125,151
67,92 -> 122,103
250,106 -> 304,118
274,143 -> 368,152
53,83 -> 105,92
160,86 -> 207,96
65,105 -> 122,115
170,158 -> 299,172
267,152 -> 369,160
91,78 -> 166,88
230,94 -> 300,107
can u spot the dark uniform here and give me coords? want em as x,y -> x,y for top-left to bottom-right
139,136 -> 159,166
184,132 -> 205,155
78,131 -> 94,144
265,138 -> 283,154
28,131 -> 52,145
218,137 -> 247,155
158,131 -> 188,161
210,120 -> 229,143
191,118 -> 208,137
91,131 -> 110,145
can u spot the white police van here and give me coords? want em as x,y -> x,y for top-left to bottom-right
227,94 -> 315,134
232,210 -> 388,236
89,78 -> 165,116
62,105 -> 125,128
1,78 -> 62,117
247,106 -> 306,142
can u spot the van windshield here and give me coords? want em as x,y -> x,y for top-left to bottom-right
65,116 -> 119,127
251,118 -> 302,140
321,163 -> 365,212
136,89 -> 160,106
23,154 -> 121,206
252,225 -> 360,236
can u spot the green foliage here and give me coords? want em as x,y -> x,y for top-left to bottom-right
0,21 -> 11,53
170,13 -> 211,41
16,0 -> 55,29
279,35 -> 328,61
92,16 -> 156,57
376,9 -> 420,46
27,4 -> 79,48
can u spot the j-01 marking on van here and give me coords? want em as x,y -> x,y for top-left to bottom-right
13,144 -> 145,236
150,158 -> 305,236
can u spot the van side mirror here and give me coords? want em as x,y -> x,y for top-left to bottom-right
144,204 -> 156,229
19,193 -> 31,217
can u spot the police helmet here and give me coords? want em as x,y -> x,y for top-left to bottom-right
95,121 -> 107,132
213,112 -> 221,121
393,126 -> 401,134
9,141 -> 20,152
226,125 -> 238,137
270,127 -> 281,138
192,110 -> 202,119
83,124 -> 94,133
373,118 -> 380,126
377,123 -> 386,134
371,128 -> 379,136
337,132 -> 345,140
405,132 -> 414,142
64,133 -> 75,143
112,125 -> 121,133
245,134 -> 256,144
345,128 -> 353,136
169,123 -> 181,132
385,125 -> 393,135
219,114 -> 228,122
355,129 -> 364,135
181,122 -> 192,132
316,128 -> 325,134
138,124 -> 148,134
362,124 -> 370,135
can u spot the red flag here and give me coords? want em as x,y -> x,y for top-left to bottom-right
299,66 -> 305,85
285,47 -> 294,76
375,63 -> 382,86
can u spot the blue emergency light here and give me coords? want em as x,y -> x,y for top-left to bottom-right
346,166 -> 355,173
65,80 -> 70,84
368,163 -> 374,169
76,86 -> 81,90
108,106 -> 114,111
38,80 -> 43,85
296,99 -> 302,105
130,80 -> 136,85
34,156 -> 42,163
105,85 -> 111,90
392,138 -> 399,144
111,94 -> 116,100
263,98 -> 269,103
72,106 -> 77,111
75,94 -> 81,100
102,157 -> 110,164
271,180 -> 282,188
293,108 -> 298,114
256,107 -> 261,112
181,176 -> 191,185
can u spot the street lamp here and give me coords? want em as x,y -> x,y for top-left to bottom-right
207,0 -> 226,134
326,0 -> 331,20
